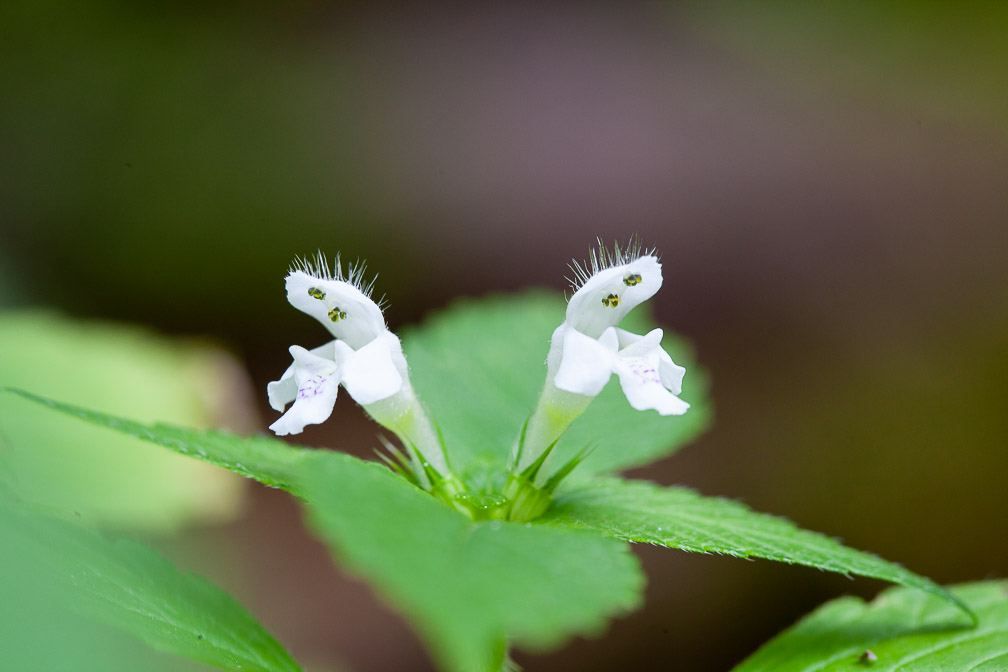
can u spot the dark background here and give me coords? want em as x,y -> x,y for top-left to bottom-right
3,2 -> 1007,670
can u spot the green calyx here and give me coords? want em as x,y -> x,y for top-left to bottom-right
502,437 -> 592,523
379,442 -> 589,523
379,418 -> 591,522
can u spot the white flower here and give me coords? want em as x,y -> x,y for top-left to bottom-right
517,242 -> 688,474
268,254 -> 450,480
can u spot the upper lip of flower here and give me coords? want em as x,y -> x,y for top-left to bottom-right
564,254 -> 663,338
285,270 -> 387,349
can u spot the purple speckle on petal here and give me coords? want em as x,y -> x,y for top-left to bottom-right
297,375 -> 327,399
628,360 -> 661,385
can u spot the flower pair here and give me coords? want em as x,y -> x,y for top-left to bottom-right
268,243 -> 688,499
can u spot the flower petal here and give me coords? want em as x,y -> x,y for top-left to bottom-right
267,341 -> 339,412
266,368 -> 296,413
616,327 -> 686,395
566,255 -> 663,338
614,327 -> 662,355
268,345 -> 341,436
339,333 -> 404,406
285,271 -> 386,349
613,350 -> 690,416
658,351 -> 687,396
554,326 -> 618,397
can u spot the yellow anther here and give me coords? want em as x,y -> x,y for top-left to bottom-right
328,307 -> 347,322
602,293 -> 621,308
623,273 -> 642,287
308,287 -> 326,300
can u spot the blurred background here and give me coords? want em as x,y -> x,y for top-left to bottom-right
2,1 -> 1006,670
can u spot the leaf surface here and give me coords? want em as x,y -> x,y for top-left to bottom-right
299,451 -> 644,672
3,503 -> 302,672
734,581 -> 1008,671
542,477 -> 973,619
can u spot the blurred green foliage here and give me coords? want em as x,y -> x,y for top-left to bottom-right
0,312 -> 246,531
0,503 -> 211,671
1,499 -> 299,672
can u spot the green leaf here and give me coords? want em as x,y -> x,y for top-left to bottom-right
734,581 -> 1008,671
0,312 -> 246,531
2,501 -> 302,672
7,391 -> 644,670
402,291 -> 710,481
299,451 -> 644,672
542,477 -> 973,619
4,389 -> 311,495
2,522 -> 198,672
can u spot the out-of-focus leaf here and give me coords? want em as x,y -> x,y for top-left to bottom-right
1,519 -> 202,672
733,581 -> 1007,672
300,451 -> 643,672
0,312 -> 247,531
5,389 -> 311,495
401,292 -> 709,482
3,500 -> 302,672
542,477 -> 973,620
